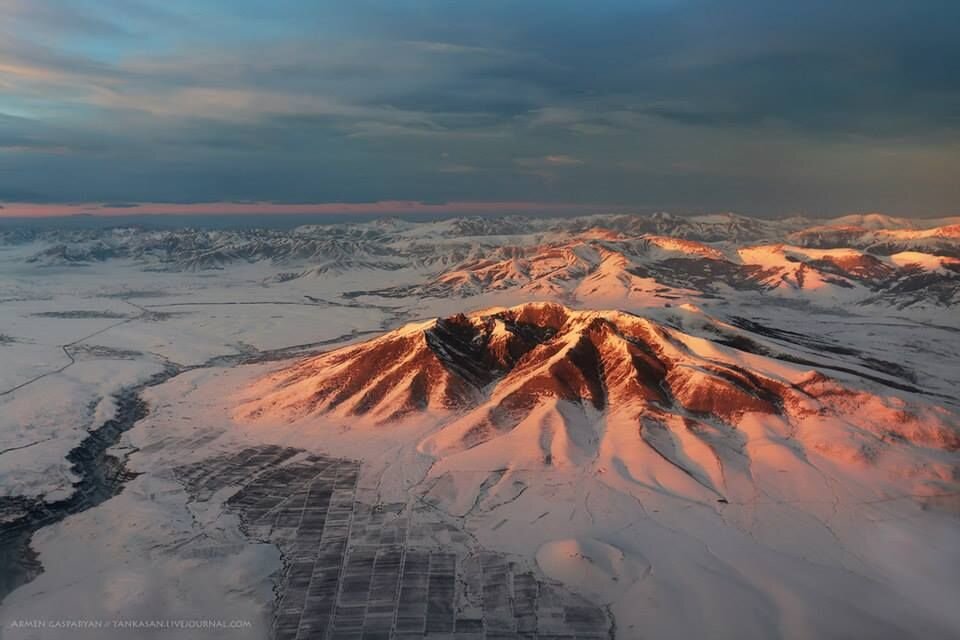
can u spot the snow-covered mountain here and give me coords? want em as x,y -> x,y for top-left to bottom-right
382,235 -> 959,308
231,302 -> 960,637
788,223 -> 960,256
7,213 -> 957,308
240,302 -> 957,466
3,212 -> 959,639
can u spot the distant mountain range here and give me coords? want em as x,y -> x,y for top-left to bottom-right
4,212 -> 958,308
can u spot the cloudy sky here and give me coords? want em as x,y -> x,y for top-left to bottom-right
1,0 -> 958,217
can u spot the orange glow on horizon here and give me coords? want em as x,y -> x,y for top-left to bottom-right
0,201 -> 611,218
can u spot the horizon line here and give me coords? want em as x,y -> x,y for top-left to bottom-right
0,200 -> 623,219
0,201 -> 954,221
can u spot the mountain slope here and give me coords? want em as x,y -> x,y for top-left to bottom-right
238,303 -> 959,502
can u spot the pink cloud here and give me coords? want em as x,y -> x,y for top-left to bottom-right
0,200 -> 612,218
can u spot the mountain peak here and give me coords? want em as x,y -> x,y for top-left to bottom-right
236,302 -> 957,511
239,302 -> 953,452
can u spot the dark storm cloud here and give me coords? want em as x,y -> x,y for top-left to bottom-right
0,0 -> 958,214
374,0 -> 960,137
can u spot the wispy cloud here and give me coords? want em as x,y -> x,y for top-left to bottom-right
544,154 -> 584,166
511,154 -> 585,182
437,164 -> 479,174
0,144 -> 72,154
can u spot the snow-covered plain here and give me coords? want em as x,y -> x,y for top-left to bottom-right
0,213 -> 958,639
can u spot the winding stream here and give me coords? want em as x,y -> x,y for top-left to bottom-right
0,369 -> 171,599
0,329 -> 380,604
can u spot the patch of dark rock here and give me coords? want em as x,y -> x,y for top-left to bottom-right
72,344 -> 143,359
30,310 -> 129,319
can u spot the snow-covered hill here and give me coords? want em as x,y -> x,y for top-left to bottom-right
233,302 -> 960,638
9,212 -> 956,308
240,302 -> 957,461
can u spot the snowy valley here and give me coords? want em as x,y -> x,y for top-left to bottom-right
1,212 -> 958,639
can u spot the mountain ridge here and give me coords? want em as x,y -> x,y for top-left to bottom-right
237,303 -> 959,492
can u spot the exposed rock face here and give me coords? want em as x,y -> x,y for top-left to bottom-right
238,303 -> 958,469
242,303 -> 775,423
